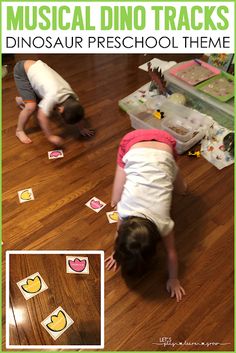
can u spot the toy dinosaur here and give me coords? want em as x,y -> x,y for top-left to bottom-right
153,109 -> 165,120
188,150 -> 201,158
147,62 -> 167,96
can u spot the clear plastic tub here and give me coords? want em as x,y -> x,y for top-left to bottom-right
158,99 -> 212,129
144,95 -> 167,110
128,106 -> 163,130
175,129 -> 205,154
127,96 -> 213,154
161,117 -> 196,142
164,61 -> 234,130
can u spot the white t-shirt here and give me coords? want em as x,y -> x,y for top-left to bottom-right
117,148 -> 178,237
27,60 -> 78,115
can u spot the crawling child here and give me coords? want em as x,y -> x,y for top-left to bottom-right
14,60 -> 94,145
105,129 -> 187,302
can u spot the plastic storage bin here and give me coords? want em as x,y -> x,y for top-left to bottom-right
128,107 -> 163,130
161,116 -> 197,142
164,61 -> 234,130
157,99 -> 213,129
175,130 -> 205,154
127,96 -> 213,154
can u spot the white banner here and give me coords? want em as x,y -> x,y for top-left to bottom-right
2,1 -> 235,53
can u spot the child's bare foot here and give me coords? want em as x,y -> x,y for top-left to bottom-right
15,97 -> 25,110
16,130 -> 32,144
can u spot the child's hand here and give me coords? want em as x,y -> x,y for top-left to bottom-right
166,278 -> 185,302
105,253 -> 119,271
48,135 -> 64,146
79,127 -> 95,138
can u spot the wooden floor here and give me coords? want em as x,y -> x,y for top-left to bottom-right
8,253 -> 101,346
2,54 -> 234,351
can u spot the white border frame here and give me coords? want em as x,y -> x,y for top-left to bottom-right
6,250 -> 105,349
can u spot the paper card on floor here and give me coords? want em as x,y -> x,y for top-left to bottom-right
41,306 -> 74,340
17,272 -> 48,300
18,188 -> 34,203
106,211 -> 119,224
66,256 -> 89,274
138,58 -> 176,72
85,197 -> 106,213
48,149 -> 64,159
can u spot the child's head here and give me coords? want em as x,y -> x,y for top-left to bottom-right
60,97 -> 84,124
114,216 -> 160,277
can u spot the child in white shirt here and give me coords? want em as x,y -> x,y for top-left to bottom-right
14,60 -> 94,145
105,129 -> 187,302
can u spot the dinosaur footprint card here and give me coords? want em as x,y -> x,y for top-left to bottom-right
17,188 -> 34,203
85,197 -> 106,213
41,306 -> 74,340
66,256 -> 89,274
48,149 -> 64,159
17,272 -> 48,300
106,211 -> 119,224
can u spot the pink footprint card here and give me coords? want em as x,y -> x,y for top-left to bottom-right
17,188 -> 34,203
48,149 -> 64,159
41,306 -> 74,340
85,197 -> 106,213
66,256 -> 89,274
106,211 -> 119,224
17,272 -> 48,300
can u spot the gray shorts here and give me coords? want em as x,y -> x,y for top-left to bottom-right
14,61 -> 38,102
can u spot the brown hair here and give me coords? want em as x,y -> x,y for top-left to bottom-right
114,216 -> 160,277
62,97 -> 84,124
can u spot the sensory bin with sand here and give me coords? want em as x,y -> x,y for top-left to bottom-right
119,59 -> 234,156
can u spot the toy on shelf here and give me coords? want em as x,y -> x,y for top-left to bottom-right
147,62 -> 167,96
153,109 -> 165,120
188,150 -> 201,158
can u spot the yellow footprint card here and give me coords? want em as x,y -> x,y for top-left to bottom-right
106,211 -> 119,224
17,188 -> 34,203
41,307 -> 74,340
17,272 -> 48,300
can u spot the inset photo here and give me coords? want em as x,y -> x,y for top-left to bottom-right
6,250 -> 104,349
